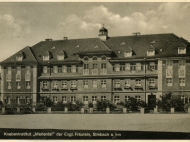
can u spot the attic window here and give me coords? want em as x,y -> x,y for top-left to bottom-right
92,56 -> 98,61
16,55 -> 23,61
178,47 -> 186,54
124,51 -> 132,57
43,55 -> 49,61
57,53 -> 64,60
120,42 -> 125,45
101,56 -> 106,61
94,45 -> 98,48
75,45 -> 80,48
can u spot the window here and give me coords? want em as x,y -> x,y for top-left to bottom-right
93,64 -> 98,69
147,50 -> 155,56
26,81 -> 30,89
71,80 -> 77,88
92,64 -> 98,74
71,65 -> 77,73
71,96 -> 76,103
16,67 -> 21,74
135,96 -> 141,102
16,74 -> 21,81
53,96 -> 57,103
83,56 -> 89,62
92,96 -> 97,104
42,81 -> 48,89
62,96 -> 67,103
166,61 -> 173,78
114,96 -> 120,104
166,78 -> 172,86
83,64 -> 89,75
16,82 -> 21,89
53,81 -> 58,89
124,51 -> 132,57
83,80 -> 88,88
43,66 -> 48,73
149,62 -> 155,70
7,82 -> 11,89
125,79 -> 131,87
149,78 -> 155,87
125,63 -> 130,71
101,80 -> 106,88
101,63 -> 107,74
101,56 -> 106,61
62,81 -> 67,88
101,96 -> 106,101
16,97 -> 20,104
26,66 -> 30,74
84,64 -> 89,69
26,97 -> 30,104
120,64 -> 125,71
53,66 -> 58,73
67,66 -> 71,73
114,64 -> 120,71
114,80 -> 120,88
166,60 -> 173,69
178,48 -> 186,54
180,95 -> 185,103
83,96 -> 88,104
135,79 -> 141,86
136,63 -> 141,71
125,96 -> 130,102
179,78 -> 185,86
62,66 -> 67,73
92,56 -> 98,61
57,54 -> 64,60
43,55 -> 49,61
179,60 -> 185,77
92,80 -> 98,88
16,55 -> 23,61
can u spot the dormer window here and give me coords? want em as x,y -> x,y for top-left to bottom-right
178,47 -> 186,54
101,56 -> 106,61
16,55 -> 23,61
57,53 -> 64,60
124,51 -> 132,57
43,55 -> 49,61
147,50 -> 155,56
83,56 -> 89,62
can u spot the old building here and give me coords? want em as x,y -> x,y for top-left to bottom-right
0,26 -> 190,109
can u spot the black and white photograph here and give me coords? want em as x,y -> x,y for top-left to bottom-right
0,1 -> 190,140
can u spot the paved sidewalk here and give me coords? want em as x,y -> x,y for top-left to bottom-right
0,114 -> 190,132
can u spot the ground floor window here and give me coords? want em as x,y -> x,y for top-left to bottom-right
101,96 -> 106,101
71,96 -> 76,103
83,96 -> 88,104
83,80 -> 88,89
26,81 -> 30,89
135,96 -> 141,102
53,96 -> 57,103
16,97 -> 20,104
16,82 -> 21,89
92,96 -> 97,104
114,96 -> 120,104
125,96 -> 130,102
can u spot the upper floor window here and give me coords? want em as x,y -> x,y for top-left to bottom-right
114,80 -> 120,88
83,80 -> 88,88
7,82 -> 11,89
16,55 -> 23,61
16,66 -> 21,74
43,55 -> 49,61
57,54 -> 64,60
53,66 -> 58,73
135,96 -> 141,102
178,47 -> 186,54
92,80 -> 98,88
125,79 -> 131,87
42,81 -> 48,89
83,56 -> 89,62
101,56 -> 106,61
53,81 -> 58,89
149,78 -> 155,87
166,60 -> 173,69
124,51 -> 132,57
179,78 -> 185,86
101,80 -> 106,88
101,96 -> 106,101
135,79 -> 141,86
26,81 -> 30,89
16,81 -> 21,89
125,63 -> 130,71
71,65 -> 77,73
7,67 -> 11,74
149,62 -> 156,70
166,78 -> 172,86
179,60 -> 185,69
136,63 -> 142,71
71,80 -> 77,88
62,81 -> 67,88
43,66 -> 48,73
101,63 -> 106,69
84,64 -> 89,69
26,66 -> 31,74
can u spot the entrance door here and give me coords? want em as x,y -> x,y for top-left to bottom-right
148,95 -> 156,110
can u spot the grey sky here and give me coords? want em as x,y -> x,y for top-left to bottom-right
0,2 -> 189,61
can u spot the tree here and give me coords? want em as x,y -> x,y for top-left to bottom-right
156,93 -> 184,112
67,101 -> 84,111
43,98 -> 54,107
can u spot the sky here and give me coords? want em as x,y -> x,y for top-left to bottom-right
0,2 -> 190,62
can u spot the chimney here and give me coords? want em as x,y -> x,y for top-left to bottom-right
64,37 -> 68,41
133,32 -> 141,36
45,38 -> 52,41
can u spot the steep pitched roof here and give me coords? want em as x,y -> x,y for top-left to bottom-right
30,38 -> 98,65
1,46 -> 37,65
104,33 -> 190,59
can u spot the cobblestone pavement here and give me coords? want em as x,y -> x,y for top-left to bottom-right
0,114 -> 190,132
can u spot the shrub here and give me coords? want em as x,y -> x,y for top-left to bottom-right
88,102 -> 93,108
96,100 -> 116,111
20,104 -> 34,114
157,93 -> 185,112
43,98 -> 54,107
36,103 -> 46,111
67,101 -> 84,111
53,102 -> 68,111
